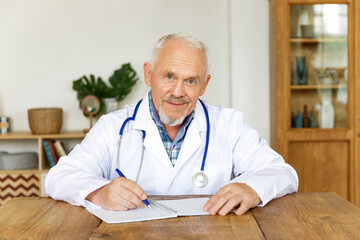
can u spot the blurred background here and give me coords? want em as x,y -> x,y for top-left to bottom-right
0,0 -> 270,141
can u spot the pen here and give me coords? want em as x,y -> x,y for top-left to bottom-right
148,198 -> 177,214
115,168 -> 153,210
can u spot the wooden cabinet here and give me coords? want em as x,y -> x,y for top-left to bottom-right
270,0 -> 359,206
0,131 -> 85,205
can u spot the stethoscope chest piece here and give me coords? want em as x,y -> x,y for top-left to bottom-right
192,171 -> 208,188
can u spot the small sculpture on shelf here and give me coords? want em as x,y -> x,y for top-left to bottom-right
302,105 -> 310,128
0,116 -> 10,134
318,67 -> 339,85
294,110 -> 303,128
309,110 -> 317,128
296,56 -> 308,85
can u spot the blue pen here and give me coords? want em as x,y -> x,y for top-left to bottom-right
115,168 -> 153,210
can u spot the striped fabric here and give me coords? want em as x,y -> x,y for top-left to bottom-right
0,174 -> 40,205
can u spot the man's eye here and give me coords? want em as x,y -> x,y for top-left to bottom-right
186,79 -> 196,86
166,75 -> 172,80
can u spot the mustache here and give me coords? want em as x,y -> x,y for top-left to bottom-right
163,95 -> 190,104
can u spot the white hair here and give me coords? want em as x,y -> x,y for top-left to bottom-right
150,33 -> 211,73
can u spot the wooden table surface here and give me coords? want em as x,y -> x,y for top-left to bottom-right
0,192 -> 359,239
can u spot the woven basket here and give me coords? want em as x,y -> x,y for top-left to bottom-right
28,108 -> 63,134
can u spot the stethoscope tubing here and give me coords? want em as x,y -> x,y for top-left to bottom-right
199,99 -> 209,172
117,98 -> 210,187
119,99 -> 144,137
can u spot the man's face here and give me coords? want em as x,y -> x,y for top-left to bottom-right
144,40 -> 211,126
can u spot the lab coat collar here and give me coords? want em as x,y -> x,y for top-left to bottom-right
173,99 -> 207,175
132,92 -> 208,171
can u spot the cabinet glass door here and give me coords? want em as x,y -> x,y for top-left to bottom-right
290,4 -> 348,129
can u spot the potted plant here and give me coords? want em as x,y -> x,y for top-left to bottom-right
318,67 -> 339,85
73,63 -> 138,116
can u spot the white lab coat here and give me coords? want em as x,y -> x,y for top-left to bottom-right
45,93 -> 298,207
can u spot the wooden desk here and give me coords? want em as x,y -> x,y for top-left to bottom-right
0,193 -> 359,239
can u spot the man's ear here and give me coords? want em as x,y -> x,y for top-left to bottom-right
200,74 -> 211,96
143,62 -> 152,87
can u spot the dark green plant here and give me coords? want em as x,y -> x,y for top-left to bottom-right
72,63 -> 138,116
107,63 -> 139,101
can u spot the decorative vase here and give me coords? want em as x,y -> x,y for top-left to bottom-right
320,77 -> 333,85
309,110 -> 317,128
294,110 -> 303,128
302,105 -> 310,128
103,98 -> 119,114
315,101 -> 335,128
301,25 -> 314,38
296,56 -> 308,85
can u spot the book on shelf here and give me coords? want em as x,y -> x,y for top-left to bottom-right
48,140 -> 58,164
43,140 -> 56,168
54,140 -> 67,158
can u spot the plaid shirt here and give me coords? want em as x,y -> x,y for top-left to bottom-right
148,93 -> 194,167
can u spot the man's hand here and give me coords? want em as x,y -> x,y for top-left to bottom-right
85,177 -> 147,211
203,183 -> 261,216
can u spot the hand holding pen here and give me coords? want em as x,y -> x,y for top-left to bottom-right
85,169 -> 152,211
115,168 -> 153,210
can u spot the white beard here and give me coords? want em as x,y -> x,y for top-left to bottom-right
159,104 -> 188,126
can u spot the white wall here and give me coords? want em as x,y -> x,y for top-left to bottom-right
0,0 -> 270,142
230,0 -> 270,141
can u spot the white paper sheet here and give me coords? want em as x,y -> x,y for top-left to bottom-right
85,197 -> 210,224
157,197 -> 210,216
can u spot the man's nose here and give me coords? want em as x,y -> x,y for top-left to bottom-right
171,80 -> 185,97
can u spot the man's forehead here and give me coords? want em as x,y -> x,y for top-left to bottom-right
157,47 -> 206,66
162,69 -> 201,79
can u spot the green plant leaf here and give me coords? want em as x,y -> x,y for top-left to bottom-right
108,63 -> 139,101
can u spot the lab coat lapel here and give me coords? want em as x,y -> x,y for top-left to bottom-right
174,100 -> 207,172
132,94 -> 172,169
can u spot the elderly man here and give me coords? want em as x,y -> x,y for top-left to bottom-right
45,33 -> 298,216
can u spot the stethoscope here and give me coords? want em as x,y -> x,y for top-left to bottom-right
116,98 -> 210,188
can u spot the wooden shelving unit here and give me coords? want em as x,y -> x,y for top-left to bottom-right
0,131 -> 86,205
270,0 -> 359,207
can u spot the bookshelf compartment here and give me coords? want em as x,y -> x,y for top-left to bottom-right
0,131 -> 85,202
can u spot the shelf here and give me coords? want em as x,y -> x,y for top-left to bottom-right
0,169 -> 49,174
0,130 -> 86,171
0,130 -> 86,140
291,84 -> 347,90
290,38 -> 347,43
